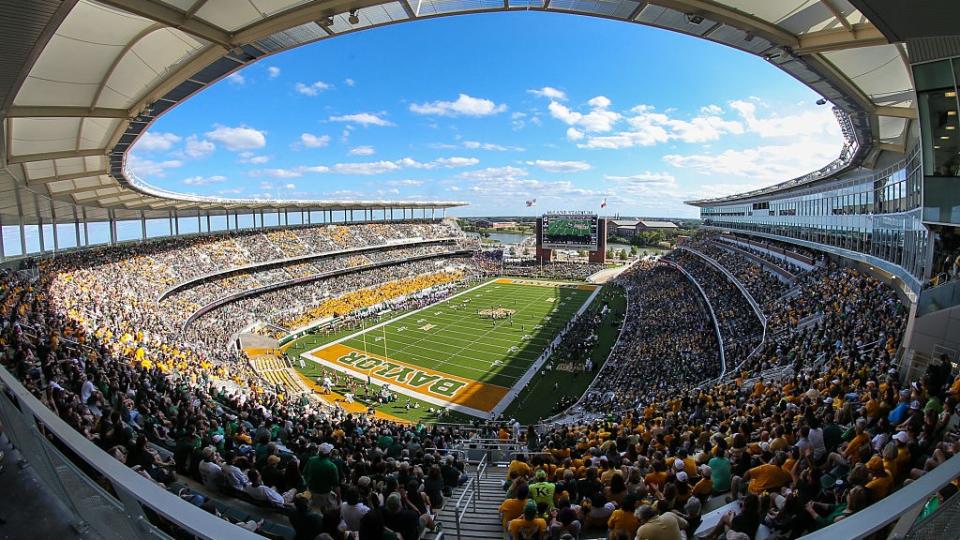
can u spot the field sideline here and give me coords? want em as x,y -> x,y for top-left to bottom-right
301,278 -> 599,417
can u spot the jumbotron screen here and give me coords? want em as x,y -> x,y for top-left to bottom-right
541,213 -> 599,250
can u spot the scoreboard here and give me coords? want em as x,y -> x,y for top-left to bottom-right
541,212 -> 599,250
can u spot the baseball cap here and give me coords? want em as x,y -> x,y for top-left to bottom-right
910,400 -> 921,410
676,471 -> 689,483
894,431 -> 909,443
674,459 -> 685,471
535,469 -> 547,481
319,442 -> 334,455
699,465 -> 712,477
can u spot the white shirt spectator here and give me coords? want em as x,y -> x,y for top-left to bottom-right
80,378 -> 95,403
246,483 -> 285,507
222,463 -> 250,491
199,459 -> 223,489
341,501 -> 371,531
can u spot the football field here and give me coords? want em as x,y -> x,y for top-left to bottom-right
302,278 -> 599,417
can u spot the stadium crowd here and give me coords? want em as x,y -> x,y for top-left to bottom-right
3,215 -> 959,540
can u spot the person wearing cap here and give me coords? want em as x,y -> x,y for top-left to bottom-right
888,389 -> 912,425
304,442 -> 340,511
530,469 -> 556,510
890,431 -> 912,482
508,501 -> 547,540
692,465 -> 713,501
864,455 -> 893,502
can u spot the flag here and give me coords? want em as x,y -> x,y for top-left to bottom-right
600,198 -> 607,208
525,198 -> 537,207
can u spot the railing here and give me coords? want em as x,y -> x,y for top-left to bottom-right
917,278 -> 960,317
0,366 -> 260,540
453,479 -> 478,540
157,237 -> 461,301
802,453 -> 960,539
658,259 -> 727,382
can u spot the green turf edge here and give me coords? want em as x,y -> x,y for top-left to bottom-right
499,283 -> 627,424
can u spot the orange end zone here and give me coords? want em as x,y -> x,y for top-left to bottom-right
306,343 -> 509,412
494,277 -> 599,291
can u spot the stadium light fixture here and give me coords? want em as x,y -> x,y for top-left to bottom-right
685,13 -> 704,24
948,110 -> 957,116
946,91 -> 957,98
942,136 -> 951,140
816,98 -> 828,105
948,126 -> 956,130
348,9 -> 360,24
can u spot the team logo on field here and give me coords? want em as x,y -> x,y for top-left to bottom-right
335,351 -> 467,397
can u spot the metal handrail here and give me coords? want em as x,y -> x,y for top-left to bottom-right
453,476 -> 478,540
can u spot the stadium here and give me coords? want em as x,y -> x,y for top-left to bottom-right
0,2 -> 958,540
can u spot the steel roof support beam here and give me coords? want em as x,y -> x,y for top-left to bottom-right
7,148 -> 104,164
794,24 -> 887,55
95,0 -> 232,47
28,169 -> 110,185
6,106 -> 130,118
876,106 -> 918,119
649,0 -> 799,47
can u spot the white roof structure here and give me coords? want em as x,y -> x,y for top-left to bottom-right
0,0 -> 917,224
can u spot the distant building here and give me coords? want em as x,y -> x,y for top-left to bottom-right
606,219 -> 678,238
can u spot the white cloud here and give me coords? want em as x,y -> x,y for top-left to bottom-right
267,66 -> 280,79
548,97 -> 620,133
349,145 -> 375,156
136,132 -> 181,152
566,127 -> 584,141
284,183 -> 296,190
458,166 -> 528,181
663,138 -> 841,182
728,99 -> 839,138
239,152 -> 270,164
127,155 -> 183,177
433,157 -> 479,168
184,135 -> 215,158
344,78 -> 355,87
409,94 -> 507,117
205,125 -> 266,151
332,161 -> 401,175
226,72 -> 245,85
386,179 -> 424,186
300,132 -> 331,148
576,104 -> 743,149
183,175 -> 227,186
258,168 -> 303,179
528,87 -> 567,101
463,140 -> 524,151
329,113 -> 394,127
604,171 -> 675,183
295,81 -> 332,96
525,160 -> 591,173
700,104 -> 723,115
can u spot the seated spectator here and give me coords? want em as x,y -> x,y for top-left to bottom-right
635,504 -> 687,540
500,484 -> 530,529
508,501 -> 547,540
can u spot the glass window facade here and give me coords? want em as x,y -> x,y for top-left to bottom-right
700,145 -> 928,287
916,57 -> 960,224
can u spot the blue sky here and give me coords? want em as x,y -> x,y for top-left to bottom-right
130,11 -> 843,218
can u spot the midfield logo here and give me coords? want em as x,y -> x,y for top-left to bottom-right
336,351 -> 467,397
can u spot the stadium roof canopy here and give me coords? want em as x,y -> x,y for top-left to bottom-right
0,0 -> 916,224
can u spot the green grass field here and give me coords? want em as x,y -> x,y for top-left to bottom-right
288,278 -> 626,423
319,280 -> 594,387
546,218 -> 592,238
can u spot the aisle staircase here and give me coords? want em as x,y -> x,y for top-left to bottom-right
429,460 -> 504,540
